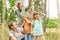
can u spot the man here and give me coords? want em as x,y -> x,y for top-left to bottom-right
14,2 -> 25,25
12,1 -> 31,25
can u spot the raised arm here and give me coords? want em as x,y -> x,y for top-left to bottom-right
22,0 -> 32,11
24,18 -> 31,23
40,12 -> 46,18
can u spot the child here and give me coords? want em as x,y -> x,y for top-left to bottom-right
22,16 -> 32,40
8,22 -> 24,40
31,12 -> 45,40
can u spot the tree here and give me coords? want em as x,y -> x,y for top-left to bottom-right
42,0 -> 46,32
1,0 -> 6,40
0,0 -> 3,24
34,0 -> 43,13
5,0 -> 17,24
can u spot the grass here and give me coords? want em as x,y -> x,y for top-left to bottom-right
45,32 -> 57,40
0,25 -> 9,40
0,25 -> 59,40
46,19 -> 58,28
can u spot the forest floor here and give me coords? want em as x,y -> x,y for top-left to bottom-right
46,28 -> 60,40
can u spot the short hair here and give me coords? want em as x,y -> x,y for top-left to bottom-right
8,23 -> 13,30
8,21 -> 17,30
16,1 -> 22,6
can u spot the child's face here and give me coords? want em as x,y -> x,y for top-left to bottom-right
34,13 -> 39,19
11,23 -> 16,30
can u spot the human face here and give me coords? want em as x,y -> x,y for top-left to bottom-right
34,13 -> 39,19
11,23 -> 16,30
17,2 -> 22,9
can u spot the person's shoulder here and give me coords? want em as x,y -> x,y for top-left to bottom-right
15,8 -> 18,11
17,25 -> 21,28
31,20 -> 35,25
39,18 -> 42,20
17,25 -> 22,31
39,18 -> 42,22
10,30 -> 14,34
16,25 -> 20,29
9,30 -> 14,36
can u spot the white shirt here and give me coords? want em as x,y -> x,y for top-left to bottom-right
9,25 -> 23,40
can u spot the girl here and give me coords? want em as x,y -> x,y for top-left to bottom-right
32,12 -> 45,40
22,16 -> 32,40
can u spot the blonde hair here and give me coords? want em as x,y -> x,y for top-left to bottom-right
33,11 -> 39,20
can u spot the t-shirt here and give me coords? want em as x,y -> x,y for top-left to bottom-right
9,25 -> 23,40
15,7 -> 26,25
22,22 -> 32,34
31,18 -> 44,36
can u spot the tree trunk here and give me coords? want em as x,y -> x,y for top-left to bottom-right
1,0 -> 6,40
29,0 -> 32,6
42,0 -> 46,33
27,0 -> 33,15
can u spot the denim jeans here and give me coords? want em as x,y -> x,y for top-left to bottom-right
21,37 -> 25,40
25,34 -> 32,40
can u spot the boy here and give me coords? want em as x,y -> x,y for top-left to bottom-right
8,22 -> 24,40
22,16 -> 32,40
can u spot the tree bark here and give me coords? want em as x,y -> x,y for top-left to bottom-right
1,0 -> 6,40
42,0 -> 46,33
